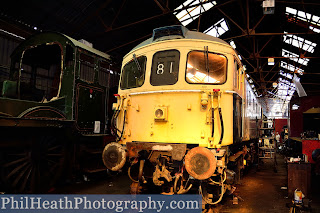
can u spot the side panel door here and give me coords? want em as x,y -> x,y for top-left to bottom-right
75,83 -> 105,133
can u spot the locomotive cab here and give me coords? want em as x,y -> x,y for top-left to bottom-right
104,26 -> 261,201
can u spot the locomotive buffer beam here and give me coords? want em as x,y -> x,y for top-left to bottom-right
126,142 -> 186,162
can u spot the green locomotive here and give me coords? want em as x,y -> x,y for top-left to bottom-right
0,32 -> 118,193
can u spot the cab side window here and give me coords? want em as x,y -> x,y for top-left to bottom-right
120,55 -> 146,89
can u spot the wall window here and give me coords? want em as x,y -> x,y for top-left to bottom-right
150,50 -> 180,86
186,51 -> 227,84
120,55 -> 146,89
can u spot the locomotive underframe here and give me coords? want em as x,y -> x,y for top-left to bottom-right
0,118 -> 115,193
125,140 -> 255,202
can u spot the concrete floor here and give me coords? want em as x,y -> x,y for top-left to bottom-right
213,156 -> 291,213
53,154 -> 320,213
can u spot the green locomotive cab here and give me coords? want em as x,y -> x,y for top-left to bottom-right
1,32 -> 117,134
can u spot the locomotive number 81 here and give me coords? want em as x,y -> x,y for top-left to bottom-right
102,25 -> 261,204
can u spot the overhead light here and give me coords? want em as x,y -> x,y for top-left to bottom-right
262,0 -> 275,14
268,58 -> 275,65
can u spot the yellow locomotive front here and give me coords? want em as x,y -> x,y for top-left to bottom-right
103,26 -> 257,202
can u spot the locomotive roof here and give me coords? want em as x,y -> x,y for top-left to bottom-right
64,34 -> 111,60
130,26 -> 230,53
11,31 -> 111,60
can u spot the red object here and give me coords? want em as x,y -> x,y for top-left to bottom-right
89,89 -> 93,94
114,94 -> 120,97
274,119 -> 288,143
302,140 -> 320,163
213,89 -> 220,92
290,96 -> 320,137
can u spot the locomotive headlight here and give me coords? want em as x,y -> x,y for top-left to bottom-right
154,107 -> 167,121
155,109 -> 163,118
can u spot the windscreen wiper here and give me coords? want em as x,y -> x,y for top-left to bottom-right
204,46 -> 209,81
133,54 -> 141,72
204,46 -> 209,72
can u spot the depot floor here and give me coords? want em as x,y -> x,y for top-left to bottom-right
52,154 -> 320,213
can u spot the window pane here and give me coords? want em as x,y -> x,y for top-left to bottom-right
98,61 -> 110,87
120,56 -> 146,89
150,50 -> 180,86
186,51 -> 227,84
80,54 -> 95,83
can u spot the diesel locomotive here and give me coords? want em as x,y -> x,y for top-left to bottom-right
102,25 -> 261,204
0,32 -> 119,193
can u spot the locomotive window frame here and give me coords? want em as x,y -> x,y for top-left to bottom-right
79,53 -> 95,84
98,61 -> 111,87
234,59 -> 240,90
150,49 -> 180,86
17,43 -> 63,102
120,55 -> 147,90
185,50 -> 227,85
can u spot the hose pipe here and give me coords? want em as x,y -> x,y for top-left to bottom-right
218,108 -> 224,144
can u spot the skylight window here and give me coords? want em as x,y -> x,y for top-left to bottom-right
282,49 -> 309,66
280,61 -> 304,75
204,18 -> 229,37
229,40 -> 236,49
279,70 -> 293,79
276,78 -> 295,102
174,0 -> 217,26
283,32 -> 317,53
309,26 -> 320,33
279,78 -> 295,88
285,7 -> 320,33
